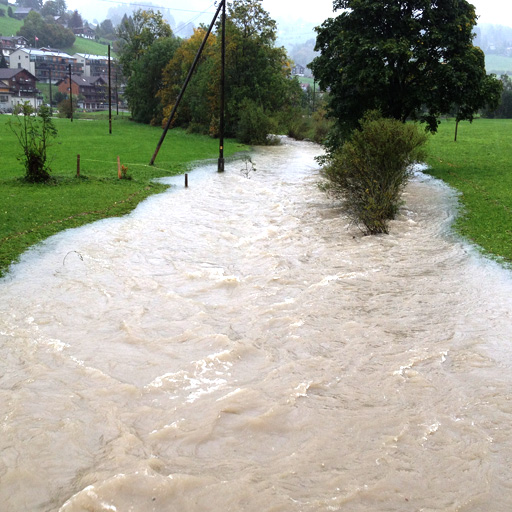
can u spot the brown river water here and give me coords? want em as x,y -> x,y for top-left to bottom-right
2,139 -> 512,511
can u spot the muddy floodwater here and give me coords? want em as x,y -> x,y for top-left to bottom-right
2,139 -> 512,511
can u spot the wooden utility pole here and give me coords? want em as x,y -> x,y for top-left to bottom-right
108,45 -> 112,134
68,64 -> 73,122
49,68 -> 53,116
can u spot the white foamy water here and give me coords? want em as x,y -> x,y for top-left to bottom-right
2,139 -> 512,511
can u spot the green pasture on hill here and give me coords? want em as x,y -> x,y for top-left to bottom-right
0,7 -> 22,36
0,7 -> 112,56
425,118 -> 512,266
0,114 -> 247,277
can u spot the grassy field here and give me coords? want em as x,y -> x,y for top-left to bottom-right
485,54 -> 512,75
0,7 -> 22,36
0,114 -> 247,276
425,118 -> 512,266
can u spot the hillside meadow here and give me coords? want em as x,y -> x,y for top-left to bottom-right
0,114 -> 247,277
0,6 -> 113,56
425,117 -> 512,266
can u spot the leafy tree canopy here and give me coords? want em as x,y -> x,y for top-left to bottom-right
68,9 -> 82,28
41,0 -> 66,17
311,0 -> 500,140
157,0 -> 301,142
16,0 -> 42,10
17,10 -> 75,48
125,36 -> 180,124
116,9 -> 173,78
96,18 -> 115,39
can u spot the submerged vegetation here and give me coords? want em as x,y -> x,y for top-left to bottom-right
0,115 -> 246,277
321,113 -> 427,234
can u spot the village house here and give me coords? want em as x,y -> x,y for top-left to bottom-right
13,7 -> 34,20
9,48 -> 83,83
73,53 -> 112,77
72,26 -> 96,40
291,64 -> 306,77
57,74 -> 108,111
0,68 -> 41,111
0,36 -> 29,66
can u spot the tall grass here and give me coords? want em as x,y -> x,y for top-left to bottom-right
425,118 -> 512,265
0,115 -> 246,276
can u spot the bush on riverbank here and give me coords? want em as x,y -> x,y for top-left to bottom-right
321,112 -> 427,234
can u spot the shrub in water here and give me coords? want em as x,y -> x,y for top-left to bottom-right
235,98 -> 275,145
322,112 -> 427,234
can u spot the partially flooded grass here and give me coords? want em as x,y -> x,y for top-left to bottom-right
425,118 -> 512,266
0,116 -> 247,276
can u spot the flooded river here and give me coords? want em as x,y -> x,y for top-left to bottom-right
2,139 -> 512,511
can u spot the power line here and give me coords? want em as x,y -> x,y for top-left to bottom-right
174,3 -> 216,34
97,0 -> 216,15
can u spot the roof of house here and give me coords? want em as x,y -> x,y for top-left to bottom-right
74,53 -> 111,61
0,68 -> 37,81
57,74 -> 107,86
0,36 -> 28,42
14,48 -> 74,59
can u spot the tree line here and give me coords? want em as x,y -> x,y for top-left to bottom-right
116,1 -> 307,145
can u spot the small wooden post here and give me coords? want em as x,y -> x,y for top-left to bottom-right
185,173 -> 188,188
117,156 -> 121,179
77,154 -> 80,178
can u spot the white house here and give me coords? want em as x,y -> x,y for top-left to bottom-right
9,48 -> 83,83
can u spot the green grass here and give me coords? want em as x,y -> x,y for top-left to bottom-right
61,37 -> 115,57
0,115 -> 247,276
485,54 -> 512,75
425,118 -> 512,265
0,7 -> 22,36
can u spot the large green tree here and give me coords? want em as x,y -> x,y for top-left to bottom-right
17,10 -> 75,48
126,36 -> 180,124
116,10 -> 173,78
16,0 -> 42,10
41,0 -> 66,17
311,0 -> 500,140
158,0 -> 302,143
223,0 -> 302,141
489,75 -> 512,119
116,10 -> 175,124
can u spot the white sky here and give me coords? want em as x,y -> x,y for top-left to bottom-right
66,0 -> 512,28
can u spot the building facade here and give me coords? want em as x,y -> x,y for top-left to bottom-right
0,68 -> 41,111
57,74 -> 108,111
73,53 -> 112,77
9,48 -> 83,83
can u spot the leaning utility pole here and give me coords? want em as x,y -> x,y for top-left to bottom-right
150,0 -> 226,167
218,0 -> 226,172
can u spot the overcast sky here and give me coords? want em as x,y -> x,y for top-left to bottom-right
67,0 -> 512,28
